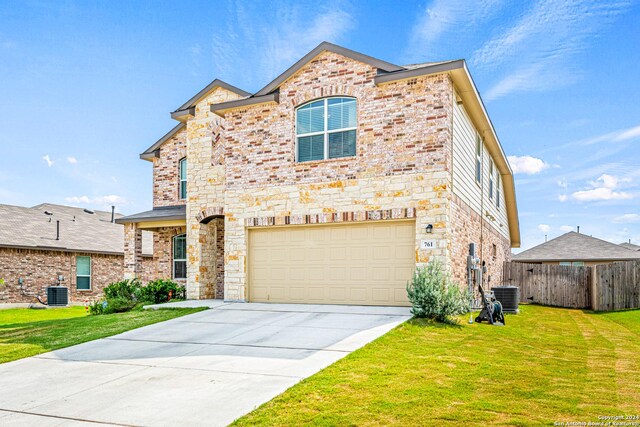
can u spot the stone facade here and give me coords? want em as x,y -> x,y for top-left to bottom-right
153,128 -> 187,207
185,87 -> 245,299
129,47 -> 516,301
0,248 -> 152,304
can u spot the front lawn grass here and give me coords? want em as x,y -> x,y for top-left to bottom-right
234,305 -> 640,426
0,306 -> 204,364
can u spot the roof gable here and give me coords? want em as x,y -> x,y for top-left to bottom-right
171,79 -> 250,121
140,122 -> 186,161
254,41 -> 403,96
514,232 -> 640,262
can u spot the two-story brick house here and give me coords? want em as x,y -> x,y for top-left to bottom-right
117,42 -> 520,306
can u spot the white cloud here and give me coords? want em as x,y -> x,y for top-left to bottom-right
210,1 -> 354,90
560,225 -> 574,232
571,174 -> 633,201
579,124 -> 640,145
42,154 -> 53,167
475,0 -> 631,100
557,178 -> 567,188
613,125 -> 640,142
67,156 -> 77,164
406,0 -> 505,62
65,195 -> 127,209
613,214 -> 640,224
558,194 -> 568,202
537,224 -> 551,233
507,155 -> 549,175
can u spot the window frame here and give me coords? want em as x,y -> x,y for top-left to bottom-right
76,255 -> 91,291
179,157 -> 187,200
295,97 -> 357,162
489,159 -> 494,200
475,134 -> 482,186
496,173 -> 501,208
173,234 -> 187,280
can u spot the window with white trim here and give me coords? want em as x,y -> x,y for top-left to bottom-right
179,158 -> 187,200
296,97 -> 356,162
76,256 -> 91,290
475,134 -> 482,185
173,234 -> 186,279
489,159 -> 494,200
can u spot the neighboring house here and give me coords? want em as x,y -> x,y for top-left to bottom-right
513,232 -> 640,266
117,42 -> 520,306
619,242 -> 640,251
0,203 -> 153,305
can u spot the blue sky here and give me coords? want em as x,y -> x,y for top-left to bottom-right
0,0 -> 638,250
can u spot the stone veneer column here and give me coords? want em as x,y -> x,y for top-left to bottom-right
123,223 -> 142,279
184,87 -> 242,299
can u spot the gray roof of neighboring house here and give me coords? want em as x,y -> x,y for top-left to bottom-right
115,205 -> 186,224
620,242 -> 640,251
0,203 -> 152,256
513,232 -> 640,262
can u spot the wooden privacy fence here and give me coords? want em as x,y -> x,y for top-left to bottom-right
593,260 -> 640,311
502,260 -> 640,311
502,262 -> 591,309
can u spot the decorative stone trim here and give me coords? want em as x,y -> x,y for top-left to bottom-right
290,85 -> 356,107
245,207 -> 416,227
196,207 -> 224,223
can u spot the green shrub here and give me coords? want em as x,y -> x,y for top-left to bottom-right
406,262 -> 470,323
139,279 -> 186,304
88,299 -> 106,315
103,279 -> 143,301
88,297 -> 137,315
91,278 -> 186,316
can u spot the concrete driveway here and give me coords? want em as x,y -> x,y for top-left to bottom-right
0,302 -> 410,426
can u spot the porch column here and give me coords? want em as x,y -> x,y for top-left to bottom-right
124,223 -> 143,279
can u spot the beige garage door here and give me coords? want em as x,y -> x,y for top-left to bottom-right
248,220 -> 415,306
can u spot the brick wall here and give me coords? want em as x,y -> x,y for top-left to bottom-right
153,127 -> 187,207
0,248 -> 128,304
449,193 -> 511,289
210,51 -> 454,301
150,49 -> 516,301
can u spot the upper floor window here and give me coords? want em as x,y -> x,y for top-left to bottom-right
489,159 -> 494,200
179,158 -> 187,199
296,97 -> 356,162
173,234 -> 186,279
475,134 -> 482,185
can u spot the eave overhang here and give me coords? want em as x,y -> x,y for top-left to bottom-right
210,92 -> 279,117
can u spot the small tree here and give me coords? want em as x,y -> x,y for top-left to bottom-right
407,262 -> 469,323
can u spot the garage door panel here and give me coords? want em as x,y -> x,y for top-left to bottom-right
350,227 -> 369,240
329,287 -> 346,301
308,287 -> 325,301
351,247 -> 368,260
372,288 -> 390,302
350,288 -> 367,302
249,220 -> 415,306
394,289 -> 410,303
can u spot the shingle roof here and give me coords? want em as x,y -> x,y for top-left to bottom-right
620,242 -> 640,251
513,232 -> 640,262
115,205 -> 186,224
0,203 -> 152,256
